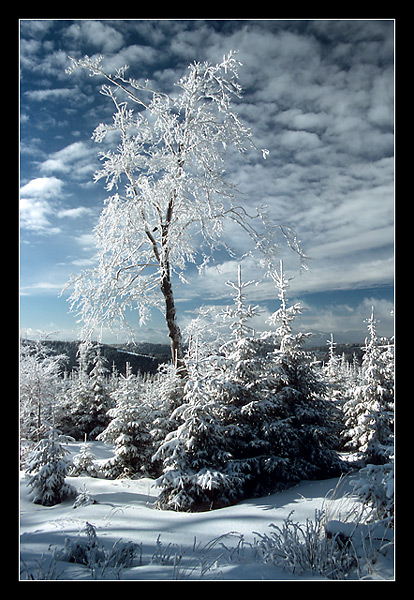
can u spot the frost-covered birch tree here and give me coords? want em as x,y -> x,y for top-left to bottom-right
64,52 -> 303,374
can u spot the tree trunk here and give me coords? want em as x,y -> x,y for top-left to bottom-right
160,262 -> 187,378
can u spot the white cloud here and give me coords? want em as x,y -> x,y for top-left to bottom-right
24,281 -> 65,291
24,88 -> 74,102
20,197 -> 56,232
279,129 -> 322,150
65,20 -> 124,53
20,176 -> 63,198
75,232 -> 96,249
57,206 -> 92,219
20,177 -> 64,233
39,141 -> 96,177
298,296 -> 394,339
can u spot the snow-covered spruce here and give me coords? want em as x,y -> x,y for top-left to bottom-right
98,363 -> 153,478
342,307 -> 394,465
25,426 -> 76,506
154,263 -> 342,511
153,267 -> 264,510
70,437 -> 99,478
243,262 -> 342,496
69,342 -> 112,441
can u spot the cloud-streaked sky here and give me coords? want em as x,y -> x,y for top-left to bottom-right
20,19 -> 394,343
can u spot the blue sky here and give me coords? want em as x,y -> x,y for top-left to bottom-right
19,19 -> 394,344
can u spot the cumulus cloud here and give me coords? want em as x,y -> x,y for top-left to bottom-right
20,197 -> 60,233
20,176 -> 63,198
20,177 -> 62,233
24,87 -> 74,102
39,141 -> 97,179
57,206 -> 92,219
65,20 -> 125,53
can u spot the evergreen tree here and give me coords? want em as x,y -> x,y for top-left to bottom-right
71,435 -> 99,477
20,337 -> 67,443
248,262 -> 342,494
153,365 -> 242,511
98,363 -> 152,478
324,334 -> 340,383
322,334 -> 347,448
87,345 -> 112,439
70,343 -> 111,440
342,308 -> 394,464
149,362 -> 186,478
154,263 -> 341,510
154,266 -> 262,510
25,422 -> 76,506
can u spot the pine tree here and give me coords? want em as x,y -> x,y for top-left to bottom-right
342,308 -> 394,464
324,334 -> 340,382
153,266 -> 262,510
87,345 -> 111,439
69,343 -> 112,440
98,363 -> 152,478
25,422 -> 76,506
249,262 -> 342,494
322,334 -> 347,448
71,435 -> 99,477
153,366 -> 242,511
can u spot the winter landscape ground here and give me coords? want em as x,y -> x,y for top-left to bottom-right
20,441 -> 394,581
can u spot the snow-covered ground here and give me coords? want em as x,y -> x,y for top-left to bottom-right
20,441 -> 394,581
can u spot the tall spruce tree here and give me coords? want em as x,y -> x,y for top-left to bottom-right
153,266 -> 263,510
249,262 -> 342,494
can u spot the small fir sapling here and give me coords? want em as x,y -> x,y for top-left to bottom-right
25,420 -> 76,506
71,435 -> 99,477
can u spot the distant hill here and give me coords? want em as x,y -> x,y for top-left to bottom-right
307,342 -> 364,366
38,340 -> 171,376
27,336 -> 365,377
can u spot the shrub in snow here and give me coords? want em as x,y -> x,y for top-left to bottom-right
73,485 -> 98,508
25,426 -> 76,506
254,509 -> 357,579
351,462 -> 394,523
56,522 -> 141,579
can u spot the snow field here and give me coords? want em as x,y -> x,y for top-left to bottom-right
20,442 -> 393,581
